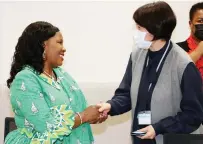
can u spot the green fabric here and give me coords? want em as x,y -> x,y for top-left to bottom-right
5,66 -> 94,144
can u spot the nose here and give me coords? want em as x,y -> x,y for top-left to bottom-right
62,47 -> 66,53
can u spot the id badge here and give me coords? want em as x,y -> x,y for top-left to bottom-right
137,111 -> 151,125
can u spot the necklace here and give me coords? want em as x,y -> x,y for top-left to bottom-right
43,70 -> 61,90
43,70 -> 54,80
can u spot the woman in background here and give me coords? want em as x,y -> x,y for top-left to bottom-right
177,2 -> 203,79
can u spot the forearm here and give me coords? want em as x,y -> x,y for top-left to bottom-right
189,48 -> 202,63
73,112 -> 88,128
153,63 -> 203,135
73,113 -> 83,128
152,113 -> 202,135
107,97 -> 131,116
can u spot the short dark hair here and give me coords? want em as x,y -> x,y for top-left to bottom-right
133,1 -> 176,41
189,2 -> 203,21
7,21 -> 59,88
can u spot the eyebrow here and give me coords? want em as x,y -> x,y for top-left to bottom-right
196,17 -> 203,19
57,39 -> 63,42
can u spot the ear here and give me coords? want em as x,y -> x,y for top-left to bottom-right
43,41 -> 48,49
189,20 -> 192,28
149,33 -> 154,41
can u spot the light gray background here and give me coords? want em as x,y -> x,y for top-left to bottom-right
0,1 -> 199,143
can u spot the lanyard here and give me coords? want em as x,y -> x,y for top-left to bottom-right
146,41 -> 170,91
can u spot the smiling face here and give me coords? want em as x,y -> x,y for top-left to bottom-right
44,31 -> 66,68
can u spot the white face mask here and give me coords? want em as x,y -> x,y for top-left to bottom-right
133,29 -> 152,49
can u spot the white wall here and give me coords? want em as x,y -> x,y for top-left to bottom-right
0,0 -> 199,84
0,1 -> 200,144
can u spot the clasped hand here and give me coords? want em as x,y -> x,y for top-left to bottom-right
87,103 -> 156,140
82,102 -> 111,124
82,105 -> 108,124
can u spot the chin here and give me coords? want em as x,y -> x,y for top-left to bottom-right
57,62 -> 63,66
53,59 -> 63,67
53,63 -> 63,68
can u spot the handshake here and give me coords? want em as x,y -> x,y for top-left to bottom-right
80,102 -> 111,124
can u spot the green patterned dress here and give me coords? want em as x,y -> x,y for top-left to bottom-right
5,66 -> 94,144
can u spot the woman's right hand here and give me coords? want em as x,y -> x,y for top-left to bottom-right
97,102 -> 111,114
81,105 -> 101,124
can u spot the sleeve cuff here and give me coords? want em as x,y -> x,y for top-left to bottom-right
106,100 -> 117,116
152,122 -> 163,135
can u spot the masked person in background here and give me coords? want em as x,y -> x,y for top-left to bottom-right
177,2 -> 203,79
98,1 -> 203,144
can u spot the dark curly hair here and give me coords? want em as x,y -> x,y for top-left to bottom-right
7,21 -> 59,88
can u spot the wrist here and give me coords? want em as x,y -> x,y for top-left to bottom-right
76,112 -> 83,125
106,101 -> 112,110
152,123 -> 163,135
80,111 -> 87,123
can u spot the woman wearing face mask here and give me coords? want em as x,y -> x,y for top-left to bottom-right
177,2 -> 203,79
5,21 -> 107,144
97,1 -> 203,144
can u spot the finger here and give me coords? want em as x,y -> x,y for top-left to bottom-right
137,127 -> 148,132
101,114 -> 108,122
97,114 -> 106,123
97,115 -> 103,123
98,116 -> 106,123
100,116 -> 108,123
99,106 -> 106,112
141,132 -> 151,139
137,136 -> 142,139
97,119 -> 102,124
101,114 -> 107,118
101,114 -> 108,118
89,119 -> 99,124
94,104 -> 102,109
99,112 -> 106,117
96,103 -> 102,107
90,121 -> 97,124
103,110 -> 108,115
96,117 -> 102,124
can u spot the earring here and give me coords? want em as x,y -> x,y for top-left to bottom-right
43,51 -> 46,60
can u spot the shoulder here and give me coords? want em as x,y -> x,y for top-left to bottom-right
131,48 -> 147,62
176,40 -> 190,52
176,40 -> 187,46
181,62 -> 202,89
171,42 -> 192,63
15,68 -> 37,80
170,42 -> 193,80
184,62 -> 200,76
54,67 -> 75,81
11,68 -> 39,88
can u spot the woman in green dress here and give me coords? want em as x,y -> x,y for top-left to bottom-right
5,21 -> 107,144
